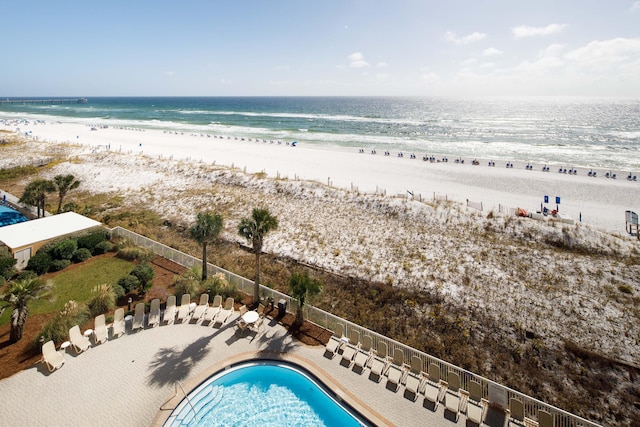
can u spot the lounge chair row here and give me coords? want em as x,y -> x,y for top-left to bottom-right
324,325 -> 556,426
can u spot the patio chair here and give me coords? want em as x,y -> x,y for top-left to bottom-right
353,335 -> 374,372
163,295 -> 176,325
424,363 -> 443,409
467,381 -> 485,425
202,294 -> 222,325
93,314 -> 108,344
404,356 -> 426,400
148,298 -> 160,328
112,307 -> 125,337
176,293 -> 191,323
385,348 -> 406,391
69,325 -> 91,354
132,302 -> 145,332
340,330 -> 360,366
444,372 -> 461,420
191,294 -> 209,322
369,341 -> 390,381
324,324 -> 345,358
215,297 -> 234,324
251,313 -> 265,332
538,410 -> 554,427
42,340 -> 64,372
509,398 -> 525,426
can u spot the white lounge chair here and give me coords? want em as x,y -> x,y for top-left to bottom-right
385,348 -> 406,391
404,356 -> 426,399
424,363 -> 442,409
191,294 -> 209,322
341,330 -> 360,366
148,298 -> 160,328
369,341 -> 390,381
93,314 -> 108,344
324,324 -> 345,358
215,297 -> 234,324
176,293 -> 191,323
163,295 -> 176,325
112,307 -> 125,338
353,335 -> 374,372
445,372 -> 461,420
202,294 -> 222,325
132,302 -> 145,332
69,325 -> 91,354
42,340 -> 64,372
467,381 -> 486,425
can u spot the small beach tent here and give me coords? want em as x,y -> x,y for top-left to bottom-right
0,212 -> 102,270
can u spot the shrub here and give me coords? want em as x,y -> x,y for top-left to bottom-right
38,300 -> 89,344
87,284 -> 117,317
172,277 -> 200,300
112,283 -> 126,299
15,270 -> 37,281
49,259 -> 71,272
131,263 -> 155,286
619,284 -> 633,294
52,239 -> 78,260
203,273 -> 240,301
77,230 -> 109,252
0,246 -> 16,280
93,240 -> 113,255
72,248 -> 92,263
117,246 -> 153,262
26,252 -> 52,275
117,274 -> 140,294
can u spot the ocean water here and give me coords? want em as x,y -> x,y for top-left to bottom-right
1,96 -> 639,170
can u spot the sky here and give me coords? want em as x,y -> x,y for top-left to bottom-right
2,1 -> 640,97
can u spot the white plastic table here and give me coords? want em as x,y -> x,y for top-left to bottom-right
242,311 -> 259,325
83,329 -> 93,338
59,341 -> 71,354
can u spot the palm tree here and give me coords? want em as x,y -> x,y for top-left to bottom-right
52,174 -> 81,214
19,179 -> 55,217
0,277 -> 52,343
189,211 -> 223,281
237,208 -> 278,305
289,271 -> 322,324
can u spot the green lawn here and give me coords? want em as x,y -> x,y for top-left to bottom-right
0,256 -> 134,326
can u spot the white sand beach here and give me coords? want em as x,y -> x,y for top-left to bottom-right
2,120 -> 639,367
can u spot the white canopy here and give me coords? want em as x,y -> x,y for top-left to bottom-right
0,212 -> 102,249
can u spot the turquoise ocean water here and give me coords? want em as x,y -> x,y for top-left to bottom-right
1,96 -> 639,171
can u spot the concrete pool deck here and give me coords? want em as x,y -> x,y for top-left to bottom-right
0,313 -> 469,426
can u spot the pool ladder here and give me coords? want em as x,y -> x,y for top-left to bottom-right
160,381 -> 198,425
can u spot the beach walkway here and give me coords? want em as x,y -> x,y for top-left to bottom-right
0,313 -> 455,427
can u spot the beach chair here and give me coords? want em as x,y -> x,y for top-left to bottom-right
424,363 -> 443,409
508,398 -> 525,426
176,293 -> 191,323
234,305 -> 249,332
42,340 -> 64,372
444,372 -> 461,420
538,410 -> 554,427
202,294 -> 222,325
190,294 -> 209,322
112,307 -> 125,338
340,330 -> 360,367
131,302 -> 145,332
69,325 -> 91,354
353,335 -> 374,372
404,356 -> 426,400
323,324 -> 345,358
466,381 -> 485,425
385,348 -> 406,391
369,341 -> 390,381
163,295 -> 176,325
93,314 -> 108,344
215,297 -> 234,324
148,298 -> 160,328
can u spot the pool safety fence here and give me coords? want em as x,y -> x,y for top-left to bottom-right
109,226 -> 600,427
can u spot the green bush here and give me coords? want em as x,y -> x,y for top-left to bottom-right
173,277 -> 201,300
112,283 -> 126,299
26,252 -> 52,275
93,240 -> 113,255
72,248 -> 92,263
0,246 -> 16,280
15,270 -> 37,281
203,273 -> 240,301
49,259 -> 71,272
77,230 -> 108,252
87,284 -> 116,317
131,263 -> 155,294
38,300 -> 89,344
117,274 -> 140,294
117,246 -> 153,262
52,239 -> 78,260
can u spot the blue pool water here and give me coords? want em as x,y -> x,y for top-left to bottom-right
0,205 -> 27,227
164,361 -> 372,427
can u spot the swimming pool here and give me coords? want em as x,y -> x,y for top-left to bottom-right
0,205 -> 27,227
164,361 -> 372,427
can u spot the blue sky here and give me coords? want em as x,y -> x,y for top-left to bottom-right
2,1 -> 640,97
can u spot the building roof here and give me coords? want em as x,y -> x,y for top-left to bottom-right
0,212 -> 102,249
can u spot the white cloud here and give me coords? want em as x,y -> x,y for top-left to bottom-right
563,37 -> 640,70
512,24 -> 567,38
444,31 -> 487,45
376,62 -> 388,68
632,2 -> 640,12
538,43 -> 566,58
349,52 -> 369,68
165,71 -> 175,77
482,47 -> 502,57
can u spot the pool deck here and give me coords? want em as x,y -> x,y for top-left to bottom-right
0,313 -> 479,427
